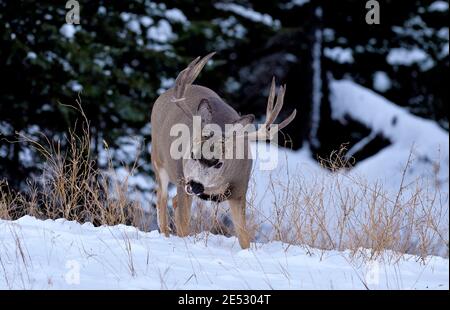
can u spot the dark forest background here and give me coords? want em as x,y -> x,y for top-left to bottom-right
0,0 -> 448,191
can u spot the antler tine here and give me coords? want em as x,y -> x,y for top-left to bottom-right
173,52 -> 216,101
174,57 -> 200,95
186,52 -> 216,85
173,70 -> 187,99
240,81 -> 296,142
188,55 -> 202,68
265,84 -> 286,126
276,109 -> 297,132
266,77 -> 276,119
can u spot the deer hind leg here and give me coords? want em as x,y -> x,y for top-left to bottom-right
155,167 -> 170,237
173,186 -> 192,237
229,198 -> 250,249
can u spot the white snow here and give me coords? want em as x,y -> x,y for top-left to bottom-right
127,20 -> 142,35
0,216 -> 447,289
43,50 -> 72,72
441,43 -> 449,58
329,80 -> 448,186
140,16 -> 154,27
437,27 -> 449,40
0,121 -> 13,136
120,12 -> 132,22
95,79 -> 448,258
245,80 -> 448,256
123,65 -> 134,76
324,47 -> 354,64
225,77 -> 241,93
323,28 -> 335,42
68,80 -> 83,92
330,80 -> 447,156
158,77 -> 175,94
281,0 -> 310,9
292,0 -> 310,5
26,51 -> 37,60
215,3 -> 281,29
120,13 -> 142,35
387,47 -> 428,65
0,146 -> 7,158
429,1 -> 449,12
165,8 -> 189,24
387,47 -> 434,71
391,15 -> 447,62
97,133 -> 155,207
215,16 -> 247,39
40,104 -> 52,112
18,148 -> 33,167
2,80 -> 448,289
373,71 -> 392,92
59,24 -> 78,39
147,20 -> 176,43
97,6 -> 106,15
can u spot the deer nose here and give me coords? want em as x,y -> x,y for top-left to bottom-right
185,180 -> 204,196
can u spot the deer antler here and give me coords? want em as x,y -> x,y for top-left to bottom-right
244,77 -> 297,141
170,53 -> 216,156
172,52 -> 216,102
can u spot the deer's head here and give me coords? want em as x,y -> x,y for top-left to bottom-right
172,54 -> 296,199
182,98 -> 255,198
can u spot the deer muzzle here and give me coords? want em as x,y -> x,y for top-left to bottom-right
185,180 -> 205,196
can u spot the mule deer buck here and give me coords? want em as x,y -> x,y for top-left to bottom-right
150,52 -> 296,248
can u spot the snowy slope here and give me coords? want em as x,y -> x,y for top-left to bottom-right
246,80 -> 449,255
92,79 -> 448,258
1,81 -> 447,289
330,79 -> 449,189
251,79 -> 449,194
0,216 -> 448,290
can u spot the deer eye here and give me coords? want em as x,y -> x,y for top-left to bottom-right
214,162 -> 223,169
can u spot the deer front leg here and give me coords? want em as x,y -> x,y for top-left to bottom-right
155,167 -> 170,237
229,198 -> 250,249
173,186 -> 192,237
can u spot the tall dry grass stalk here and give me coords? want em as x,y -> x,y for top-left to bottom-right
187,147 -> 448,261
0,100 -> 150,230
240,144 -> 449,261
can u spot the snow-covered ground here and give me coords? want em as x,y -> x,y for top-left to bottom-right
2,80 -> 446,289
0,216 -> 448,290
246,79 -> 449,255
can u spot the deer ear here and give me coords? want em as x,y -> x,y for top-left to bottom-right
233,114 -> 255,126
197,98 -> 213,124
